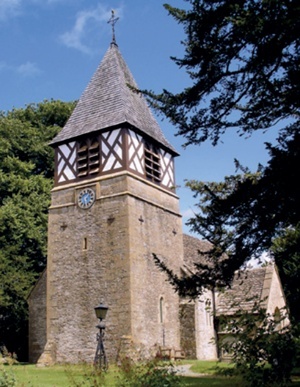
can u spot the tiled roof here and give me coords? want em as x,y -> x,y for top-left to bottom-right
183,234 -> 212,268
50,43 -> 177,154
182,234 -> 273,315
216,267 -> 268,315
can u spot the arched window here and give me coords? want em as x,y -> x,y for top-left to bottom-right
274,307 -> 281,329
205,298 -> 212,326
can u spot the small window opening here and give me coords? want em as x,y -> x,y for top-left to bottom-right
159,297 -> 164,323
83,237 -> 88,250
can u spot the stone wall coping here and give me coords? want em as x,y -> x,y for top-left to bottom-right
49,189 -> 182,218
51,170 -> 179,199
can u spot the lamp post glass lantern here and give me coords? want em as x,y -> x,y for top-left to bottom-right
95,303 -> 108,320
94,303 -> 109,370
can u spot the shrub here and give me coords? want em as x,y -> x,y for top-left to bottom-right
116,356 -> 184,387
0,365 -> 17,387
64,362 -> 108,387
218,303 -> 296,387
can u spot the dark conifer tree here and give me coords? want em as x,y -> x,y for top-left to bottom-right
147,1 -> 300,322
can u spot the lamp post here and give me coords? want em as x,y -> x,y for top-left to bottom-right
94,302 -> 109,370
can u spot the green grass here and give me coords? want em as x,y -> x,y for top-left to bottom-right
182,359 -> 233,374
181,375 -> 300,387
3,363 -> 118,387
182,375 -> 242,386
14,364 -> 70,386
1,361 -> 300,387
180,360 -> 300,387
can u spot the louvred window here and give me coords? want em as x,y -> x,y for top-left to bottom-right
77,138 -> 100,177
145,143 -> 161,183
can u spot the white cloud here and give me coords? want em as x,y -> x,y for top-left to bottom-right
0,61 -> 8,71
0,60 -> 41,77
0,0 -> 21,20
30,0 -> 77,4
246,251 -> 273,269
181,208 -> 195,219
16,61 -> 42,77
46,0 -> 72,3
0,0 -> 81,20
60,5 -> 122,54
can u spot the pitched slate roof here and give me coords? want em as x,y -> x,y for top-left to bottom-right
182,234 -> 275,316
183,234 -> 213,269
50,43 -> 177,154
182,233 -> 229,274
216,267 -> 270,315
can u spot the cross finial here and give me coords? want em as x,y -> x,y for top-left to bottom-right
108,9 -> 119,45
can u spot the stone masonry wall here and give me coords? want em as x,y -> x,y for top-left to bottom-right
127,178 -> 183,353
179,302 -> 196,359
28,270 -> 47,363
43,172 -> 183,363
195,290 -> 218,360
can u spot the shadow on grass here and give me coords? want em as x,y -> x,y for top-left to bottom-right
181,375 -> 242,386
181,375 -> 300,387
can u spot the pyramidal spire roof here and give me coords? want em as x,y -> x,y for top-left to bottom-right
50,43 -> 176,154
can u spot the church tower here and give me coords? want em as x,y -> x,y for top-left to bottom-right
41,38 -> 184,363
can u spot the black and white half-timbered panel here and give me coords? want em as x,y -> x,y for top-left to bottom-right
128,129 -> 144,175
55,128 -> 175,190
101,129 -> 123,172
54,129 -> 124,185
56,141 -> 77,184
159,150 -> 175,189
127,129 -> 175,190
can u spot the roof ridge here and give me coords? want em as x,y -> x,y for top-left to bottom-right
112,44 -> 138,124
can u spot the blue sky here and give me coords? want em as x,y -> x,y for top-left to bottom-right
0,0 -> 278,235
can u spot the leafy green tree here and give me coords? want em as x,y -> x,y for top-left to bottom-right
218,301 -> 295,387
148,0 -> 300,324
0,100 -> 75,360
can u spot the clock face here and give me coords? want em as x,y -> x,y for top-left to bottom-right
78,188 -> 95,209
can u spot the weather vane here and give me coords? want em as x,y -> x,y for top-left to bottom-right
108,10 -> 119,45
